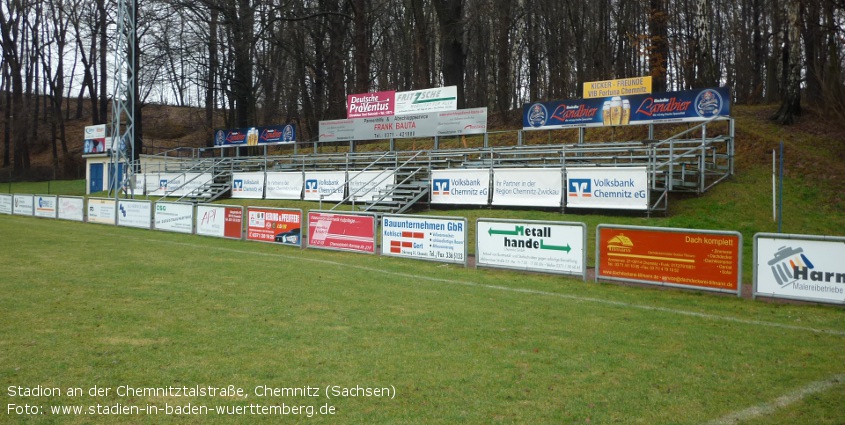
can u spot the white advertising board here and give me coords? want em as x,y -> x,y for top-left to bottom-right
318,119 -> 356,142
430,169 -> 490,205
132,173 -> 145,195
117,199 -> 152,229
13,194 -> 34,216
196,204 -> 243,239
381,215 -> 467,265
231,172 -> 265,199
180,173 -> 213,197
154,202 -> 194,234
435,108 -> 487,135
0,194 -> 12,214
754,233 -> 845,305
477,219 -> 586,277
492,168 -> 563,207
57,196 -> 85,221
303,171 -> 346,202
348,170 -> 394,202
33,195 -> 58,218
146,173 -> 185,196
395,86 -> 458,115
566,167 -> 649,210
87,198 -> 116,225
265,172 -> 303,200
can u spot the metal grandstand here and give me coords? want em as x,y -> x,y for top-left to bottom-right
134,116 -> 734,216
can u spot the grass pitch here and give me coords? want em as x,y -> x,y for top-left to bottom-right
1,214 -> 844,424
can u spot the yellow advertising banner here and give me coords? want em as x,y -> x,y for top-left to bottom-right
583,77 -> 652,99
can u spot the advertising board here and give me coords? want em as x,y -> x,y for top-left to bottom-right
524,87 -> 730,129
754,233 -> 845,305
477,219 -> 586,277
430,169 -> 490,205
0,194 -> 11,214
394,86 -> 458,115
87,198 -> 116,225
83,124 -> 108,154
33,195 -> 58,218
57,196 -> 85,221
566,167 -> 649,210
597,225 -> 741,294
231,172 -> 265,199
154,202 -> 194,234
265,172 -> 303,200
307,211 -> 376,254
196,204 -> 243,239
347,91 -> 395,119
12,194 -> 33,216
318,108 -> 488,142
117,199 -> 152,229
303,171 -> 346,202
213,124 -> 296,147
492,168 -> 562,207
246,207 -> 302,247
318,119 -> 356,142
381,215 -> 467,265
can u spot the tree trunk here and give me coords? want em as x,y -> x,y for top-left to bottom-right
649,0 -> 669,92
432,0 -> 465,108
772,0 -> 802,124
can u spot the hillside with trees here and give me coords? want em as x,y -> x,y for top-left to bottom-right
1,0 -> 844,180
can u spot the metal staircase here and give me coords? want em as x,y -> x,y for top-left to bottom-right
155,158 -> 234,204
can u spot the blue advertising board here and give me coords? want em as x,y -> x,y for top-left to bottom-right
214,124 -> 296,147
523,87 -> 730,130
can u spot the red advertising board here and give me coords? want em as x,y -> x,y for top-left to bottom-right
246,207 -> 302,246
307,211 -> 376,253
597,226 -> 741,293
347,91 -> 395,119
196,205 -> 243,239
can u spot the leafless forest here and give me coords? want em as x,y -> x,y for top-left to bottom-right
1,0 -> 844,177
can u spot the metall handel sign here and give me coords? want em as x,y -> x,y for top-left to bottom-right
523,87 -> 730,129
246,207 -> 302,247
754,233 -> 845,305
430,169 -> 490,205
381,215 -> 467,265
566,167 -> 649,210
597,225 -> 741,294
477,219 -> 586,278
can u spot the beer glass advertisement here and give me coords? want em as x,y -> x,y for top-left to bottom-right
754,234 -> 845,305
307,211 -> 376,254
57,196 -> 85,222
213,124 -> 296,147
34,195 -> 58,219
477,219 -> 586,277
597,225 -> 741,294
523,87 -> 730,129
246,207 -> 302,247
13,194 -> 34,216
0,194 -> 11,214
381,215 -> 467,265
196,204 -> 243,239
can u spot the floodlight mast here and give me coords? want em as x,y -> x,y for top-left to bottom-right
110,0 -> 136,200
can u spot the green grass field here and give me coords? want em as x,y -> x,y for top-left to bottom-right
1,214 -> 843,424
